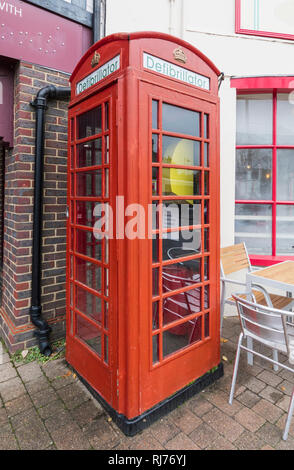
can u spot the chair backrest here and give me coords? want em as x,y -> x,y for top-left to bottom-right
232,293 -> 291,354
220,242 -> 251,276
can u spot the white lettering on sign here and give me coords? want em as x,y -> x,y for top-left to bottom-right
76,55 -> 120,95
0,1 -> 22,16
143,53 -> 210,91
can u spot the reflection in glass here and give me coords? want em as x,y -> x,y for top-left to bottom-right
235,149 -> 272,201
76,315 -> 102,356
236,94 -> 272,145
162,136 -> 200,166
76,170 -> 102,197
76,286 -> 102,324
162,229 -> 201,261
77,139 -> 102,168
204,228 -> 209,252
162,103 -> 200,137
235,204 -> 272,255
277,150 -> 294,201
76,257 -> 102,293
163,288 -> 201,327
104,301 -> 109,329
204,172 -> 209,195
162,259 -> 201,293
276,205 -> 294,255
277,93 -> 294,145
162,200 -> 201,229
77,106 -> 102,139
104,135 -> 109,164
162,168 -> 201,196
162,315 -> 202,358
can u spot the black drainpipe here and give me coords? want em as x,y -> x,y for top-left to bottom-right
30,85 -> 70,356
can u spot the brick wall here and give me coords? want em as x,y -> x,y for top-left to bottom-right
0,61 -> 70,353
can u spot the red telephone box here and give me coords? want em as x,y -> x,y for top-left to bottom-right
66,32 -> 222,435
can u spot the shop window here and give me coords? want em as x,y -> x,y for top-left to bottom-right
236,0 -> 294,41
235,91 -> 294,263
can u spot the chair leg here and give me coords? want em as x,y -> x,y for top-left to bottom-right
229,332 -> 243,405
273,349 -> 279,372
220,283 -> 226,332
283,389 -> 294,441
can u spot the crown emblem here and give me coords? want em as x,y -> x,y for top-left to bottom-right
173,47 -> 187,64
91,51 -> 101,68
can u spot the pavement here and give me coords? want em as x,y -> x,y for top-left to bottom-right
1,315 -> 294,451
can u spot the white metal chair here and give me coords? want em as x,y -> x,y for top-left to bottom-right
220,242 -> 293,331
229,293 -> 294,441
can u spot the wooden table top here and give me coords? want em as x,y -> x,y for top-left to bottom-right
249,261 -> 294,287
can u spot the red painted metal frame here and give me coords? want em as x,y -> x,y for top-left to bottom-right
67,32 -> 220,420
232,76 -> 294,265
235,0 -> 294,42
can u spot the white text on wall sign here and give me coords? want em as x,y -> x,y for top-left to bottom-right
143,53 -> 210,91
76,55 -> 120,95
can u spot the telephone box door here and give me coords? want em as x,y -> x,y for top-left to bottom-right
66,85 -> 117,406
139,81 -> 220,411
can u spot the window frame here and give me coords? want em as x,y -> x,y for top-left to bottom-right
231,76 -> 294,266
235,0 -> 294,42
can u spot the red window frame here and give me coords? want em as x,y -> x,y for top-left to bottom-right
235,0 -> 294,41
231,76 -> 294,266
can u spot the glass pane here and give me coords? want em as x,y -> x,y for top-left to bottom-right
162,103 -> 200,137
236,94 -> 273,145
204,143 -> 209,167
76,286 -> 102,324
204,228 -> 209,252
277,94 -> 294,145
163,288 -> 201,328
152,134 -> 159,163
77,106 -> 102,139
104,301 -> 109,329
276,205 -> 294,255
162,229 -> 201,261
105,102 -> 109,131
76,228 -> 102,260
204,200 -> 209,224
104,135 -> 109,164
76,257 -> 102,292
76,200 -> 97,227
104,169 -> 109,198
152,167 -> 159,195
152,200 -> 160,230
204,114 -> 209,139
77,139 -> 102,168
204,257 -> 209,281
162,168 -> 201,196
162,200 -> 201,228
162,258 -> 202,292
152,301 -> 159,330
104,335 -> 108,364
235,204 -> 272,255
76,315 -> 102,356
162,316 -> 202,358
152,334 -> 160,364
152,100 -> 158,129
204,172 -> 209,195
162,136 -> 200,166
76,170 -> 102,197
204,285 -> 209,309
235,149 -> 272,201
277,150 -> 294,201
152,267 -> 159,296
152,235 -> 159,263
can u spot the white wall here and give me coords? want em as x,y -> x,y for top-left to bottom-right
105,0 -> 294,248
